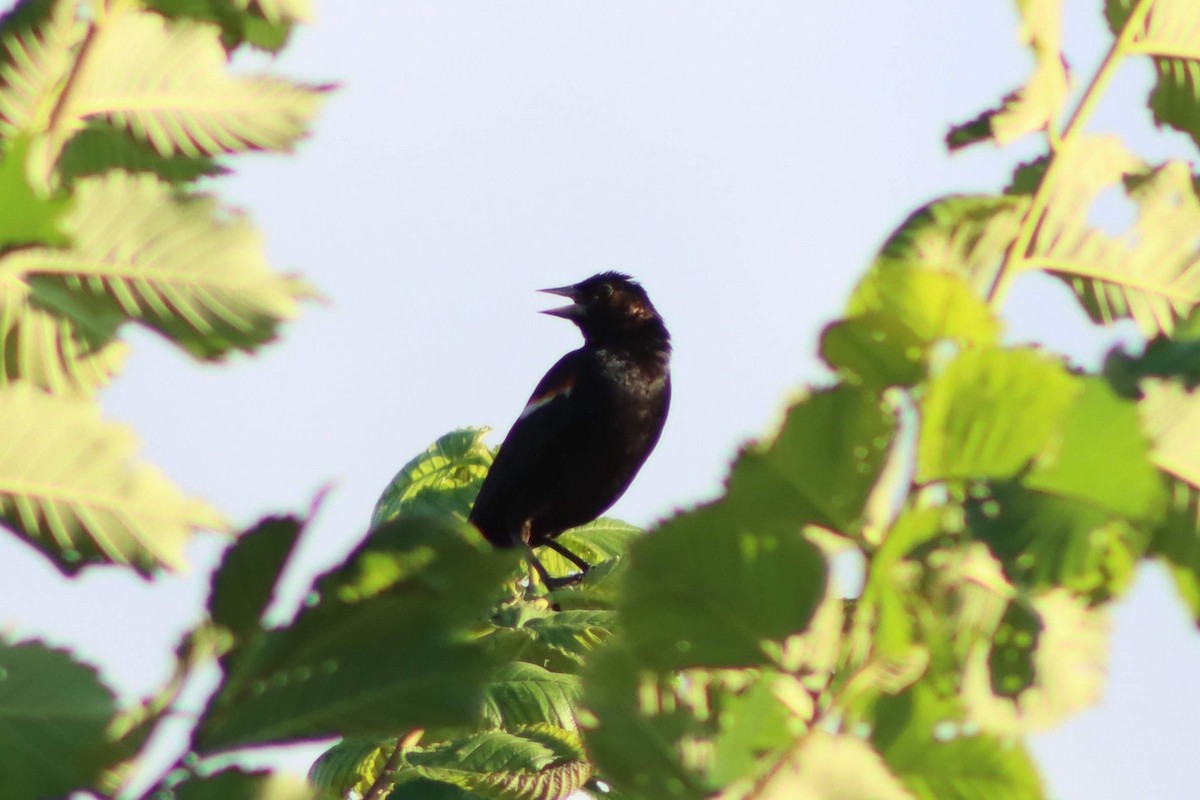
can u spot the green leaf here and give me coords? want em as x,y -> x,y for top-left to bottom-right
57,121 -> 227,185
208,513 -> 305,641
44,7 -> 328,168
0,383 -> 224,574
1104,310 -> 1200,396
1150,479 -> 1200,624
619,497 -> 827,669
309,738 -> 391,799
395,724 -> 591,800
371,427 -> 494,527
1024,377 -> 1165,520
1028,141 -> 1200,337
0,172 -> 314,359
946,0 -> 1068,150
537,516 -> 642,578
824,266 -> 1000,387
481,662 -> 581,732
869,194 -> 1028,298
724,385 -> 898,535
194,515 -> 522,752
707,675 -> 795,787
0,271 -> 129,396
0,639 -> 117,800
960,591 -> 1108,735
486,609 -> 616,673
872,683 -> 1045,800
173,768 -> 320,800
967,483 -> 1145,601
0,136 -> 68,249
146,0 -> 296,53
918,348 -> 1079,483
1107,0 -> 1200,150
751,732 -> 911,800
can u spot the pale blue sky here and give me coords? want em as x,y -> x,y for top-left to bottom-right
3,3 -> 1199,798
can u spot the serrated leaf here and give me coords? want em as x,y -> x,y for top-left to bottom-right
481,663 -> 581,732
918,348 -> 1079,483
208,513 -> 305,641
620,496 -> 827,670
43,7 -> 327,168
0,0 -> 80,139
537,516 -> 642,578
870,195 -> 1028,298
194,515 -> 522,752
872,683 -> 1044,800
1027,140 -> 1200,336
308,738 -> 392,799
487,609 -> 616,673
396,724 -> 591,800
0,383 -> 224,573
751,732 -> 912,800
960,591 -> 1108,736
58,121 -> 227,185
0,172 -> 313,359
1107,0 -> 1200,150
0,271 -> 129,396
824,267 -> 1000,386
947,0 -> 1068,150
0,639 -> 117,800
372,427 -> 494,527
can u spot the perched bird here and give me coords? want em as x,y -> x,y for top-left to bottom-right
469,272 -> 672,588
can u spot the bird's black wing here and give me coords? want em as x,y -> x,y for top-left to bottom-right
469,350 -> 588,545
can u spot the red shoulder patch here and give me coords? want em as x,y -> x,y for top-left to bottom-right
519,371 -> 576,420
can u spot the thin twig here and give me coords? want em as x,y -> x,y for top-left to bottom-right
363,729 -> 425,800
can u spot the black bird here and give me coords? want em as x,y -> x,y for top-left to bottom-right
469,272 -> 671,589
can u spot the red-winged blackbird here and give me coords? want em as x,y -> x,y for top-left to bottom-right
469,272 -> 671,589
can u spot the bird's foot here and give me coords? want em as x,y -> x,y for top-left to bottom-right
541,570 -> 588,591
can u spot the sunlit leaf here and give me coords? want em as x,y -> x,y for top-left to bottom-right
173,768 -> 320,800
1026,140 -> 1200,336
751,732 -> 911,800
146,0 -> 295,53
308,738 -> 391,800
538,516 -> 642,578
872,683 -> 1044,800
0,0 -> 80,140
918,348 -> 1079,482
0,639 -> 117,800
194,515 -> 521,752
372,427 -> 494,526
961,591 -> 1108,735
0,383 -> 224,573
481,662 -> 581,732
0,136 -> 68,249
486,608 -> 616,673
0,172 -> 314,359
1107,0 -> 1200,150
947,0 -> 1068,150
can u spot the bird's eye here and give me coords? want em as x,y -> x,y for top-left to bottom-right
594,283 -> 614,299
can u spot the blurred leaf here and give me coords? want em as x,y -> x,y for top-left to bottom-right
1107,0 -> 1200,150
0,136 -> 68,249
395,723 -> 590,800
1025,377 -> 1165,520
173,768 -> 320,800
1104,310 -> 1200,395
961,591 -> 1108,735
1150,479 -> 1200,624
918,348 -> 1078,482
58,121 -> 227,185
41,6 -> 328,172
868,194 -> 1027,298
749,732 -> 911,800
824,267 -> 999,387
372,427 -> 494,526
1139,379 -> 1200,486
195,515 -> 522,752
0,271 -> 129,396
0,0 -> 80,141
0,172 -> 314,359
208,513 -> 305,641
619,498 -> 827,670
146,0 -> 296,53
707,675 -> 795,787
1029,141 -> 1200,337
947,0 -> 1068,150
968,483 -> 1145,601
0,639 -> 117,800
481,663 -> 581,732
0,383 -> 224,574
725,385 -> 897,535
872,683 -> 1044,800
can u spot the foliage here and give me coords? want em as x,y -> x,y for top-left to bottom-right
4,1 -> 1200,799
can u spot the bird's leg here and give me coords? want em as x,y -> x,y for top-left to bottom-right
524,542 -> 589,591
544,538 -> 592,576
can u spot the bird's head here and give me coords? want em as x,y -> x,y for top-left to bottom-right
539,271 -> 670,351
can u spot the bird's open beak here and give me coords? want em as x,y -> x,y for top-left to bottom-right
538,284 -> 584,320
